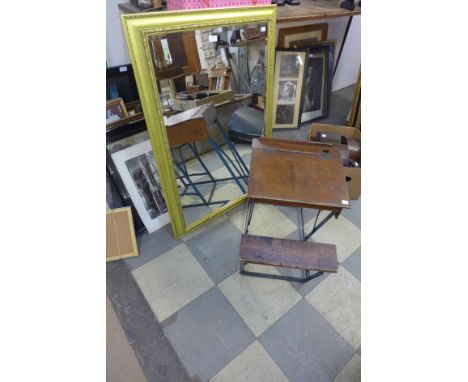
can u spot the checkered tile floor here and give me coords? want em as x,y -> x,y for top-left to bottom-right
124,181 -> 361,381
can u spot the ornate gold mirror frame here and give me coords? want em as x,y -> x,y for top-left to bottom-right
121,6 -> 276,239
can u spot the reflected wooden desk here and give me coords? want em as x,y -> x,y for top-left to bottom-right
240,137 -> 350,282
164,103 -> 249,208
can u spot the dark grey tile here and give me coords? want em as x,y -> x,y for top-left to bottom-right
274,229 -> 330,296
124,224 -> 180,271
183,205 -> 214,226
185,220 -> 242,284
341,197 -> 361,228
162,287 -> 255,381
107,261 -> 191,382
260,299 -> 354,382
357,347 -> 361,356
342,246 -> 361,280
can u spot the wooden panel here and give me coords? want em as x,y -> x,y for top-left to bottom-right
166,118 -> 209,146
253,136 -> 341,158
106,207 -> 139,262
276,0 -> 361,24
182,31 -> 201,74
248,137 -> 350,210
240,234 -> 338,272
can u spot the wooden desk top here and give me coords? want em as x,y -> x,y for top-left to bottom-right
248,137 -> 350,210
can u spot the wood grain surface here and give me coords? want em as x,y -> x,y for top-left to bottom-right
240,234 -> 338,272
248,138 -> 350,209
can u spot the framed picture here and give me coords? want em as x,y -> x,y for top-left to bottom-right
106,98 -> 128,126
272,49 -> 307,130
106,207 -> 139,262
111,139 -> 170,233
278,24 -> 328,49
125,100 -> 142,116
300,41 -> 335,123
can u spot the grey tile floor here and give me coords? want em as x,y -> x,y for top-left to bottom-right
108,195 -> 361,382
107,85 -> 360,381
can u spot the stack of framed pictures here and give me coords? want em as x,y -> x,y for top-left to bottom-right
108,131 -> 170,234
273,24 -> 336,130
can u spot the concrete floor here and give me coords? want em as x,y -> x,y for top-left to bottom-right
107,297 -> 147,382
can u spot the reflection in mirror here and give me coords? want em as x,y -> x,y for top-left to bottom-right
147,23 -> 268,225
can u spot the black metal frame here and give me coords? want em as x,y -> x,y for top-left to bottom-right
172,119 -> 250,209
239,199 -> 339,283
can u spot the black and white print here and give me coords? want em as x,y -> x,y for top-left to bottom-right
125,153 -> 167,219
279,54 -> 300,77
302,57 -> 324,113
111,139 -> 170,233
278,80 -> 297,102
275,105 -> 295,125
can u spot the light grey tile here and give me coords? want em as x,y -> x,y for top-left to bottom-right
124,224 -> 180,271
219,264 -> 302,337
304,213 -> 360,263
306,266 -> 361,349
342,246 -> 361,281
185,219 -> 242,284
278,267 -> 330,296
341,197 -> 360,228
163,287 -> 255,381
229,204 -> 297,238
210,340 -> 288,382
333,354 -> 361,382
132,243 -> 214,322
260,299 -> 354,382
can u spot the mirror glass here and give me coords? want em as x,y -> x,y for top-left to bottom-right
147,23 -> 268,226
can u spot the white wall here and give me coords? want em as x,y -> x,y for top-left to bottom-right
106,0 -> 131,67
332,15 -> 360,91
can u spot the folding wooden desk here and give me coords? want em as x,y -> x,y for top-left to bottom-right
240,137 -> 351,282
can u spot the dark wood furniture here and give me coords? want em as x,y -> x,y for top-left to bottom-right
240,234 -> 338,272
240,137 -> 350,282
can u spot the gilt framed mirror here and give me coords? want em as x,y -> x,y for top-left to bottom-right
121,6 -> 276,239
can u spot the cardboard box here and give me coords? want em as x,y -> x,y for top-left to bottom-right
308,123 -> 361,200
172,90 -> 235,112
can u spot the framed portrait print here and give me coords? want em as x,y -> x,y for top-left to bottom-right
273,49 -> 307,130
278,24 -> 328,49
300,41 -> 335,124
106,98 -> 128,126
111,139 -> 170,233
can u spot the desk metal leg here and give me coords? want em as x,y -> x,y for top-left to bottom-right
301,208 -> 338,242
243,200 -> 255,234
209,138 -> 246,193
215,120 -> 250,180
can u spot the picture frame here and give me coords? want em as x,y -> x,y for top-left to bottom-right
348,67 -> 361,130
300,40 -> 335,124
125,100 -> 142,116
278,23 -> 328,49
106,98 -> 128,126
106,207 -> 139,262
111,139 -> 170,233
272,49 -> 307,130
121,6 -> 277,239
